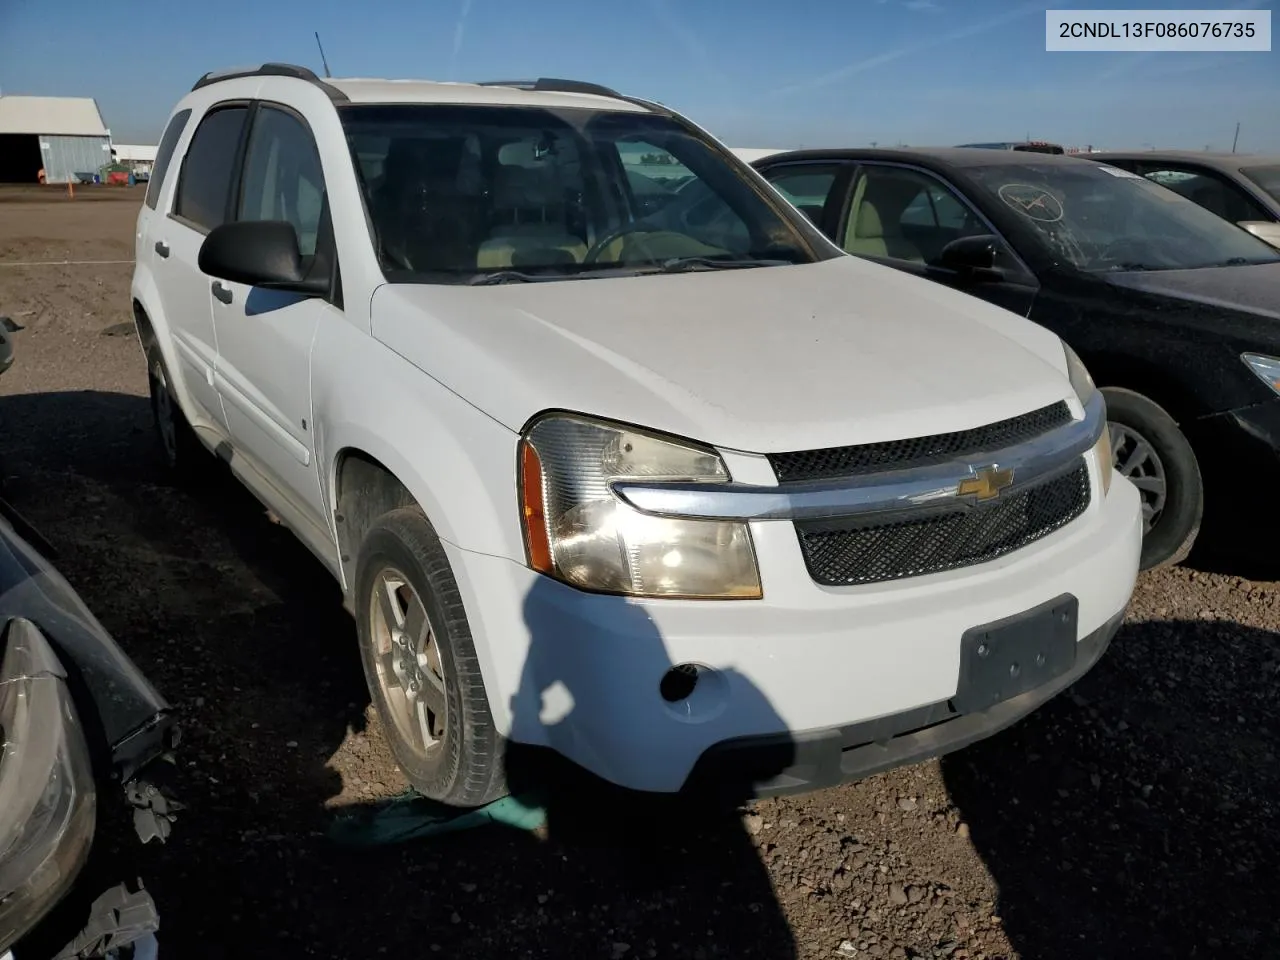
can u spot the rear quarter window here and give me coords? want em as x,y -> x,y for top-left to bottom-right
144,109 -> 192,211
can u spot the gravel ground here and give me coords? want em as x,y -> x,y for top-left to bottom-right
1,186 -> 1277,960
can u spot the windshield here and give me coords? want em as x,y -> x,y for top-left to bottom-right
967,161 -> 1280,272
340,104 -> 826,283
1240,164 -> 1280,206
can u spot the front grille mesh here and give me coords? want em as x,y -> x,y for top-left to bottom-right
768,401 -> 1073,483
795,461 -> 1091,587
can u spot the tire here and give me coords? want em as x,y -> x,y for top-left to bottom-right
146,346 -> 206,479
1102,387 -> 1203,571
354,506 -> 506,806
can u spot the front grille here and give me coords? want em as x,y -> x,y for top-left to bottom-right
768,401 -> 1073,483
795,461 -> 1091,586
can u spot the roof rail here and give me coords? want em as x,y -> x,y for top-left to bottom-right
477,77 -> 668,115
191,62 -> 349,102
478,78 -> 625,99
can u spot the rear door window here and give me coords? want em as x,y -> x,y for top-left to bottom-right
145,109 -> 191,211
761,164 -> 842,225
173,105 -> 250,232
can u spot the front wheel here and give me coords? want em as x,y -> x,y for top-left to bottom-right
354,507 -> 506,806
1102,386 -> 1203,571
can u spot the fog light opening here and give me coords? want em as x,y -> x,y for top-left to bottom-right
660,663 -> 701,703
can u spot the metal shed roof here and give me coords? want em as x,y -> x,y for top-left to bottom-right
0,96 -> 109,136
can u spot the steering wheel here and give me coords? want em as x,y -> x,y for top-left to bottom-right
582,225 -> 664,265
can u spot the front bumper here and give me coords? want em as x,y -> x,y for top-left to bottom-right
685,607 -> 1122,798
447,462 -> 1142,795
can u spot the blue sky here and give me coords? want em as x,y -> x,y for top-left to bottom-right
0,0 -> 1275,150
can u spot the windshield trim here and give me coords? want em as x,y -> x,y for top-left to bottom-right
338,101 -> 840,286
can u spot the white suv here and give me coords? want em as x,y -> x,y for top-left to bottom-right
131,64 -> 1142,806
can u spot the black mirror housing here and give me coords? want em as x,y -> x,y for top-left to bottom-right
939,234 -> 1002,275
198,221 -> 328,295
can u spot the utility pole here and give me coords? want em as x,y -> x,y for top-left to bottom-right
315,32 -> 332,78
1232,121 -> 1241,153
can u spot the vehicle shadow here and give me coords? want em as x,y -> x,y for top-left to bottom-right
0,387 -> 799,958
500,576 -> 798,958
941,617 -> 1280,960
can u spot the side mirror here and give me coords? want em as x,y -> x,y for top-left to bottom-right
1237,221 -> 1280,250
198,221 -> 328,295
938,234 -> 1003,278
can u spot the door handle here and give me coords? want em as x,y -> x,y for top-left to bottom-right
154,240 -> 170,258
211,280 -> 234,305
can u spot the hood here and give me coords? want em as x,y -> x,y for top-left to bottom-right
1103,261 -> 1280,322
370,256 -> 1074,452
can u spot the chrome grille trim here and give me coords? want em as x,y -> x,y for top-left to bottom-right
610,392 -> 1103,523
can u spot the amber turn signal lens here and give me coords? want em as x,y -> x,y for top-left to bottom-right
519,439 -> 553,573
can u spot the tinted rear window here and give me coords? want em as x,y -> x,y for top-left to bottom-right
1240,164 -> 1280,206
145,109 -> 191,211
173,106 -> 249,231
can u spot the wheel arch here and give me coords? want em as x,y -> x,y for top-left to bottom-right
332,447 -> 418,592
1084,352 -> 1208,427
130,279 -> 198,418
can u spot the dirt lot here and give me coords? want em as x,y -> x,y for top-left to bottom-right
1,186 -> 1277,960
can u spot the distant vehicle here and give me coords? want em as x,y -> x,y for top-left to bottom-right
1089,151 -> 1280,250
0,324 -> 177,959
754,147 -> 1280,570
957,141 -> 1066,155
131,64 -> 1139,807
728,147 -> 787,164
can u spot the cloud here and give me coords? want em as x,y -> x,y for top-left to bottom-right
771,1 -> 1044,98
904,0 -> 940,10
648,0 -> 729,90
448,0 -> 473,80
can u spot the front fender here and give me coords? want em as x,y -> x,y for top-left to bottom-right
311,318 -> 525,567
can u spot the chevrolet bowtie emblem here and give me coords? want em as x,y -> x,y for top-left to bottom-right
958,466 -> 1015,501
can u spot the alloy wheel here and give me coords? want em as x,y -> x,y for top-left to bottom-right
368,567 -> 448,759
1109,420 -> 1167,533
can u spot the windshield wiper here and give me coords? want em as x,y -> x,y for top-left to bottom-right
468,270 -> 546,285
1102,262 -> 1159,272
657,256 -> 793,273
1211,257 -> 1269,268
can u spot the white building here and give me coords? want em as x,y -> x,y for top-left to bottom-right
0,95 -> 112,184
111,143 -> 158,177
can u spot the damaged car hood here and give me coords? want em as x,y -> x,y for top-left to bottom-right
0,504 -> 172,781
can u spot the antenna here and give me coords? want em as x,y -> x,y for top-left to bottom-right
1232,121 -> 1241,154
314,32 -> 332,78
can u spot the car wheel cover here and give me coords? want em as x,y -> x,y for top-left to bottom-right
369,566 -> 449,760
1109,420 -> 1168,534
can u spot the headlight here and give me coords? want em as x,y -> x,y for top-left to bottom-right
0,618 -> 96,954
1062,342 -> 1097,406
1242,353 -> 1280,395
1061,343 -> 1112,495
518,415 -> 762,599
